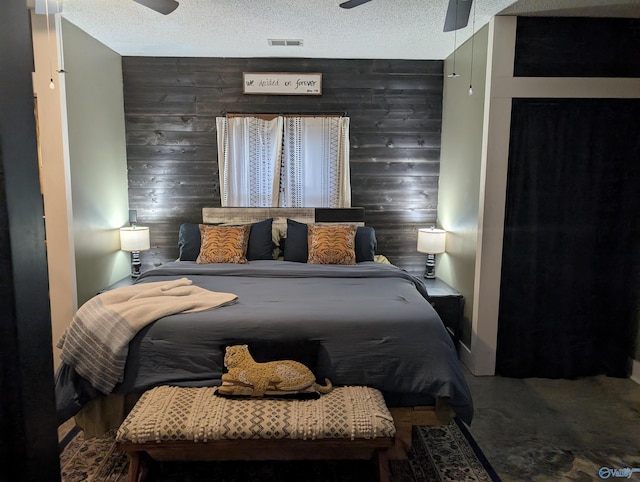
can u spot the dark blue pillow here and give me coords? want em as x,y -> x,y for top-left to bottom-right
283,219 -> 308,262
355,226 -> 377,262
283,220 -> 377,263
178,223 -> 201,261
246,218 -> 274,260
178,218 -> 274,261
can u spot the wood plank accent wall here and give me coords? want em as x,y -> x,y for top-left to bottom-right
122,57 -> 443,272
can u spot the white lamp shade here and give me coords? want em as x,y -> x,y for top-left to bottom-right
417,228 -> 446,254
120,227 -> 150,252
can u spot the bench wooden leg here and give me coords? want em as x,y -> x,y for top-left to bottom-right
387,405 -> 453,460
374,448 -> 391,482
126,451 -> 140,482
127,451 -> 150,482
387,408 -> 412,460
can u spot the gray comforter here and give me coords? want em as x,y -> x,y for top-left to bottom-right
55,261 -> 473,424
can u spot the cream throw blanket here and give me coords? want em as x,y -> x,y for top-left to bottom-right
57,278 -> 237,394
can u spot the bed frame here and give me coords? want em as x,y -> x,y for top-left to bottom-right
202,206 -> 365,234
76,207 -> 454,455
202,206 -> 455,458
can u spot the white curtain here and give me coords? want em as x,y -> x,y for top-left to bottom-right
216,116 -> 283,207
217,115 -> 350,208
281,116 -> 351,208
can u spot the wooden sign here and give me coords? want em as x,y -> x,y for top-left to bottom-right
243,72 -> 322,95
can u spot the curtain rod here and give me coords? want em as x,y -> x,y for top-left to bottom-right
224,112 -> 348,118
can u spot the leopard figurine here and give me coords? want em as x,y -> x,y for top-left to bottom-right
219,344 -> 333,397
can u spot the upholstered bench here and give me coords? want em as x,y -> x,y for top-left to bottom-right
116,385 -> 396,482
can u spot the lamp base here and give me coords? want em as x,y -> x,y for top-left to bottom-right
131,251 -> 141,278
424,253 -> 436,279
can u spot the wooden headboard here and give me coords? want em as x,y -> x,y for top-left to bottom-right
202,207 -> 365,235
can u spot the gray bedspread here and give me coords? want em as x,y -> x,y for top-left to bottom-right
55,261 -> 473,424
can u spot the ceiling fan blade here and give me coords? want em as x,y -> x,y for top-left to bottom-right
133,0 -> 179,15
339,0 -> 372,9
443,0 -> 472,32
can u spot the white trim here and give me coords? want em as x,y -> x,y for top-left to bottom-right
632,359 -> 640,385
468,16 -> 517,376
35,0 -> 62,14
31,12 -> 78,370
56,15 -> 77,312
492,77 -> 640,99
458,341 -> 474,373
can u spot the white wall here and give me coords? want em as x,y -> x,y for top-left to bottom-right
31,14 -> 130,368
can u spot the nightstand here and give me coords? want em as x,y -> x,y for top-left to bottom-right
99,275 -> 136,294
417,277 -> 464,349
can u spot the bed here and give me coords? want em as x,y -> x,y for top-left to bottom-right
55,207 -> 473,455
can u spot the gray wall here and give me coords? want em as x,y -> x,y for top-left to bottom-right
438,25 -> 489,348
63,19 -> 130,305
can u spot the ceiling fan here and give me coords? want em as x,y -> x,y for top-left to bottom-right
443,0 -> 473,32
339,0 -> 372,8
339,0 -> 473,32
133,0 -> 179,15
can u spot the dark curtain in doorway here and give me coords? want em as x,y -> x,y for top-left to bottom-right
496,98 -> 640,378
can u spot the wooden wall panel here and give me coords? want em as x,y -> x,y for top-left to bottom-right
122,57 -> 443,272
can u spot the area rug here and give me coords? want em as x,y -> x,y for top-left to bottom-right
60,419 -> 500,482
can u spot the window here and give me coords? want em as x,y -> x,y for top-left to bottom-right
216,115 -> 351,208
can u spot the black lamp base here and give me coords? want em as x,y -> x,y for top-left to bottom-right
424,253 -> 436,279
130,251 -> 141,278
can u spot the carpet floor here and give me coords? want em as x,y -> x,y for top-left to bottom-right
59,420 -> 500,482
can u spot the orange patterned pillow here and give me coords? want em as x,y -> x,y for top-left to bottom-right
196,224 -> 250,264
307,224 -> 357,265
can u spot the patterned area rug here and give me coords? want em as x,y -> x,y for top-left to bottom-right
60,419 -> 500,482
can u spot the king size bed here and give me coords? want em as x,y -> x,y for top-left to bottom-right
55,207 -> 473,455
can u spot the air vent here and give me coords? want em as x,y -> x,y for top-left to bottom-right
268,39 -> 303,47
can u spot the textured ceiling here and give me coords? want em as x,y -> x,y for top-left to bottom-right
42,0 -> 640,60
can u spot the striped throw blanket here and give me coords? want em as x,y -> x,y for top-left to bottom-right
57,278 -> 237,394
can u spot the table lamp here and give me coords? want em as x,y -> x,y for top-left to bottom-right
120,226 -> 150,278
417,227 -> 446,279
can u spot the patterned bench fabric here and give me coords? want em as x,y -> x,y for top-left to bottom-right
116,386 -> 395,443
